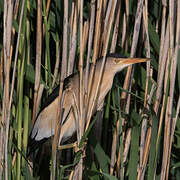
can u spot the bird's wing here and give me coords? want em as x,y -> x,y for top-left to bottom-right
27,91 -> 74,156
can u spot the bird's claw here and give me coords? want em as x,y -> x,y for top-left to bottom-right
75,139 -> 87,159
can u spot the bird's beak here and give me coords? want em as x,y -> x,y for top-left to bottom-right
117,58 -> 150,65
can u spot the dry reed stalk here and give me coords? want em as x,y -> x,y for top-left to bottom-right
155,17 -> 159,33
110,0 -> 121,53
83,2 -> 96,144
0,72 -> 4,175
73,0 -> 84,179
78,0 -> 84,148
85,0 -> 103,149
137,84 -> 156,180
46,0 -> 51,15
82,21 -> 89,58
85,0 -> 95,94
162,3 -> 179,178
51,0 -> 68,178
98,0 -> 110,53
69,170 -> 74,180
68,2 -> 75,60
51,82 -> 64,180
101,0 -> 112,47
110,120 -> 119,175
121,0 -> 144,112
154,21 -> 170,178
7,0 -> 26,127
87,0 -> 102,100
124,0 -> 129,51
158,2 -> 167,77
116,145 -> 121,177
142,0 -> 151,106
140,124 -> 151,178
160,49 -> 171,179
154,71 -> 169,178
103,0 -> 108,16
69,2 -> 75,37
42,0 -> 51,37
9,0 -> 20,67
12,151 -> 16,167
4,0 -> 25,179
118,0 -> 144,175
52,44 -> 60,87
125,0 -> 129,27
14,0 -> 20,19
104,0 -> 112,31
154,15 -> 171,180
139,83 -> 157,180
1,4 -> 5,179
92,0 -> 114,145
155,18 -> 169,145
80,21 -> 89,107
0,52 -> 3,90
121,13 -> 127,48
138,1 -> 151,177
2,0 -> 12,127
61,0 -> 68,78
154,17 -> 170,113
109,2 -> 121,175
116,128 -> 132,178
166,61 -> 180,177
37,84 -> 45,110
86,0 -> 117,131
169,0 -> 175,57
160,97 -> 170,180
168,96 -> 180,173
123,129 -> 131,165
67,2 -> 78,76
32,0 -> 42,125
116,146 -> 120,174
124,0 -> 144,110
1,1 -> 13,179
74,4 -> 91,180
159,41 -> 171,179
0,107 -> 2,130
166,50 -> 179,179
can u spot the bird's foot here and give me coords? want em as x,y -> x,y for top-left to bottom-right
74,138 -> 88,159
74,139 -> 87,153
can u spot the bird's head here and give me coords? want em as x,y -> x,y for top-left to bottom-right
106,55 -> 150,74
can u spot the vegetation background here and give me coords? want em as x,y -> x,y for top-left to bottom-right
0,0 -> 180,179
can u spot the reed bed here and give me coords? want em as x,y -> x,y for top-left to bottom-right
0,0 -> 180,179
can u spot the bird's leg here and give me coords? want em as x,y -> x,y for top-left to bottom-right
58,139 -> 88,152
58,138 -> 87,157
58,141 -> 78,151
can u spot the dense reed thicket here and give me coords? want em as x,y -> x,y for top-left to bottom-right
0,0 -> 180,179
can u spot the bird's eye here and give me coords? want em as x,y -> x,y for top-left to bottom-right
114,59 -> 122,64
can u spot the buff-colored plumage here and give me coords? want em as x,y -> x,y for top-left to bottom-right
29,54 -> 148,152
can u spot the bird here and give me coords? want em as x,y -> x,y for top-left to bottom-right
28,54 -> 149,154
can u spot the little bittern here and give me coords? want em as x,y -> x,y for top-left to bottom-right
28,54 -> 149,153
